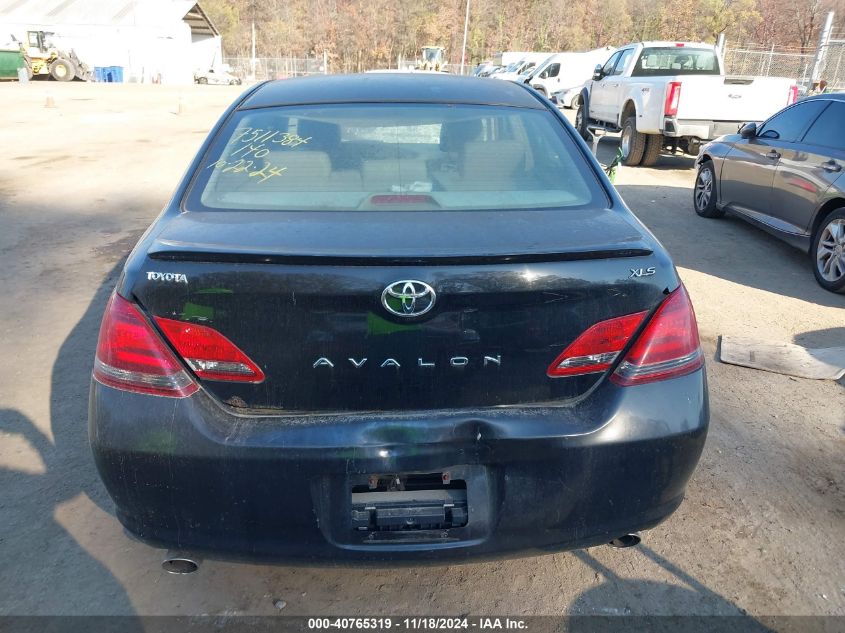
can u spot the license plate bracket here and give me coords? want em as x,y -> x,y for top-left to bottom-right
351,488 -> 468,532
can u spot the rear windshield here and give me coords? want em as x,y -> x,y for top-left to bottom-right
631,47 -> 720,77
186,103 -> 604,212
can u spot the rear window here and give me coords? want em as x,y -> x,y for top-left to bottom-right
186,103 -> 604,212
631,47 -> 720,77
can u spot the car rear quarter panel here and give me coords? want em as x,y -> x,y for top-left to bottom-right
697,137 -> 737,201
623,81 -> 663,133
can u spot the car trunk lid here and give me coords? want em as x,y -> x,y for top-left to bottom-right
132,209 -> 670,412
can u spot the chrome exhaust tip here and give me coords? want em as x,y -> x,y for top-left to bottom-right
161,551 -> 201,574
608,533 -> 641,548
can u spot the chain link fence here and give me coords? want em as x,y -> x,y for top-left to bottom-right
723,37 -> 845,90
723,47 -> 816,87
818,41 -> 845,89
223,56 -> 328,81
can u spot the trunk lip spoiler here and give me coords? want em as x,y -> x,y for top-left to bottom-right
147,247 -> 654,266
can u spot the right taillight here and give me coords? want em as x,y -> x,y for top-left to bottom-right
787,85 -> 798,105
664,81 -> 682,117
93,293 -> 198,398
611,284 -> 703,386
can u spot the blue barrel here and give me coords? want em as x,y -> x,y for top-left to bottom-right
93,66 -> 106,82
109,66 -> 124,82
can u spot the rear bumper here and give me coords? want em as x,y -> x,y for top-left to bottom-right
89,370 -> 709,564
662,118 -> 744,140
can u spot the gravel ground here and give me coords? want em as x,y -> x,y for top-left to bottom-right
0,82 -> 842,619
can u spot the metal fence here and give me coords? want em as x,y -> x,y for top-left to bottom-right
723,47 -> 816,86
723,43 -> 845,89
223,56 -> 328,81
723,11 -> 845,91
818,40 -> 845,88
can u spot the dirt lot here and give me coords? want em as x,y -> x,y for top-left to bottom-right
0,82 -> 843,619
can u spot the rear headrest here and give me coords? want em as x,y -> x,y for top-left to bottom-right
462,140 -> 525,182
295,119 -> 340,150
262,150 -> 332,187
440,119 -> 483,151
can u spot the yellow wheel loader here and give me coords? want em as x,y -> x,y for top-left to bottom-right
20,31 -> 91,81
416,46 -> 446,72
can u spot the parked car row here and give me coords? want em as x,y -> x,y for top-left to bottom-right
475,44 -> 845,293
472,48 -> 611,107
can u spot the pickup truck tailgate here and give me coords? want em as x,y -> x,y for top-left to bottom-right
674,75 -> 793,123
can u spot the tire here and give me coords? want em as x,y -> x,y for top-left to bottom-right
49,58 -> 75,81
575,100 -> 590,140
570,94 -> 581,110
198,77 -> 208,84
693,160 -> 723,218
229,79 -> 238,85
641,134 -> 663,166
620,116 -> 645,166
811,208 -> 845,293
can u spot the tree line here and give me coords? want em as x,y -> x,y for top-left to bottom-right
203,0 -> 845,72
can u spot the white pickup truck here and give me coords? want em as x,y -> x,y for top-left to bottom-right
576,41 -> 798,166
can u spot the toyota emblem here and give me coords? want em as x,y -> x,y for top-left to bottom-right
381,280 -> 436,318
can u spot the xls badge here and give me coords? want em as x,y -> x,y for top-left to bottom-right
381,280 -> 436,317
629,267 -> 656,278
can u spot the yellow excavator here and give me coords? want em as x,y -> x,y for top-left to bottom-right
17,30 -> 91,81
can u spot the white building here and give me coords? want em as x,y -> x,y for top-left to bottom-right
0,0 -> 222,83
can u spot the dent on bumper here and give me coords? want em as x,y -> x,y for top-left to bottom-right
89,370 -> 709,562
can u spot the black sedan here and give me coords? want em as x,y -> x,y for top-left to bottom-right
89,74 -> 708,564
694,93 -> 845,293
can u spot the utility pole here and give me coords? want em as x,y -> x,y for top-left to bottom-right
460,0 -> 471,75
811,11 -> 835,83
249,0 -> 257,80
251,21 -> 257,79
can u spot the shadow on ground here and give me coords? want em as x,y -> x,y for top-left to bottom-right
0,257 -> 143,617
570,548 -> 774,630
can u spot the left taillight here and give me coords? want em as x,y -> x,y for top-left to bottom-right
93,293 -> 198,398
787,85 -> 798,105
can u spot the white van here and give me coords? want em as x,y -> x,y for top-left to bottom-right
527,47 -> 615,104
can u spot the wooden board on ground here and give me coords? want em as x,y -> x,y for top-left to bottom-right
719,336 -> 845,380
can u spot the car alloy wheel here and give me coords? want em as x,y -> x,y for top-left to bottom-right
816,218 -> 845,282
695,167 -> 713,210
